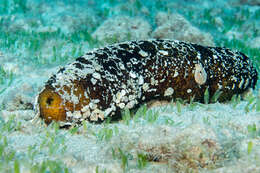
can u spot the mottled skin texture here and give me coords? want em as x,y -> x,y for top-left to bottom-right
37,39 -> 258,124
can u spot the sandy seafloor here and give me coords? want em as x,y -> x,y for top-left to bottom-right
0,0 -> 260,172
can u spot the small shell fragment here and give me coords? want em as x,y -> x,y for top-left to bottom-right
194,63 -> 207,85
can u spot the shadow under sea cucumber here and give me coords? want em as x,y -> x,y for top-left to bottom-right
35,39 -> 258,124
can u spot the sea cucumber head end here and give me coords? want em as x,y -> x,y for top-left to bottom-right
38,87 -> 66,124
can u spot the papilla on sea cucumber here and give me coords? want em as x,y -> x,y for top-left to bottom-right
35,39 -> 258,125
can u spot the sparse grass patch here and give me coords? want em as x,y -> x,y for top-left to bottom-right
112,147 -> 133,172
204,87 -> 210,104
70,30 -> 100,48
129,105 -> 161,124
0,65 -> 14,96
96,127 -> 113,141
188,96 -> 199,111
68,125 -> 79,135
231,94 -> 241,109
144,109 -> 159,123
95,165 -> 110,173
133,105 -> 148,122
242,92 -> 260,113
94,123 -> 119,142
176,99 -> 182,114
211,89 -> 222,103
0,135 -> 17,172
0,0 -> 28,14
40,129 -> 67,156
0,117 -> 69,172
103,34 -> 120,45
0,118 -> 70,172
252,8 -> 260,20
0,27 -> 102,68
247,141 -> 253,155
12,0 -> 28,13
136,152 -> 148,169
244,94 -> 256,113
122,108 -> 131,125
203,116 -> 211,125
163,116 -> 175,125
0,114 -> 21,132
13,159 -> 20,173
256,98 -> 260,112
247,123 -> 259,138
30,160 -> 69,173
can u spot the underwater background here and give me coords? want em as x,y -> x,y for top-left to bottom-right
0,0 -> 260,172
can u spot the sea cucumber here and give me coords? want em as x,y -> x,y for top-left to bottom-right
35,39 -> 258,124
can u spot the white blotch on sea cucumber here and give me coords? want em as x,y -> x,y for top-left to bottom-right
244,78 -> 249,89
91,78 -> 97,85
239,78 -> 244,89
139,50 -> 148,57
173,71 -> 179,77
138,76 -> 144,85
72,111 -> 82,119
158,50 -> 169,56
66,111 -> 73,118
130,71 -> 137,78
119,62 -> 125,70
118,103 -> 125,109
93,99 -> 100,104
164,87 -> 174,96
89,102 -> 97,110
115,90 -> 126,103
104,106 -> 114,117
82,110 -> 91,119
184,70 -> 188,78
128,94 -> 136,101
82,105 -> 89,113
94,65 -> 101,71
194,63 -> 207,85
197,53 -> 202,60
150,77 -> 158,86
93,72 -> 101,80
126,100 -> 136,109
218,83 -> 223,89
142,83 -> 149,91
90,109 -> 104,121
160,78 -> 165,83
231,76 -> 238,82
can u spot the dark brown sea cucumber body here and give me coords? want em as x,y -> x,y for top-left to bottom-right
37,39 -> 258,124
